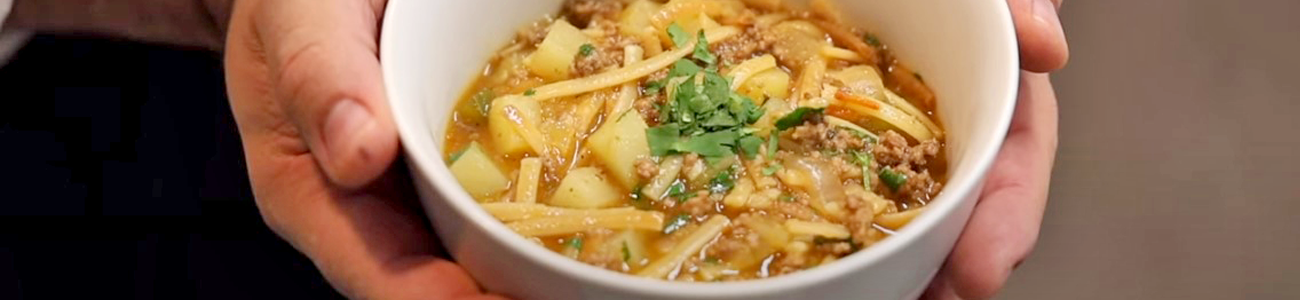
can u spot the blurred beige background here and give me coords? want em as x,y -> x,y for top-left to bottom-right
999,0 -> 1300,299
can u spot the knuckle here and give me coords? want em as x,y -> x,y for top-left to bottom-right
273,40 -> 331,106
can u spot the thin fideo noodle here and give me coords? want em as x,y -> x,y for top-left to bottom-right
520,26 -> 740,102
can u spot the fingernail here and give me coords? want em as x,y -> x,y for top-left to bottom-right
1032,0 -> 1063,31
324,100 -> 377,162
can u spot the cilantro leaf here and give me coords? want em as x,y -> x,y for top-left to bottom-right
701,111 -> 739,128
579,43 -> 596,57
668,23 -> 691,48
524,89 -> 536,96
864,33 -> 882,47
646,124 -> 683,156
738,135 -> 763,159
766,130 -> 780,159
708,169 -> 735,194
729,94 -> 765,123
448,146 -> 470,163
663,214 -> 692,234
693,31 -> 717,66
880,167 -> 909,192
666,181 -> 688,198
644,79 -> 667,94
621,241 -> 632,262
851,150 -> 874,189
813,236 -> 862,251
702,72 -> 731,105
566,237 -> 584,250
775,107 -> 826,130
669,59 -> 702,78
762,163 -> 782,176
680,130 -> 739,157
470,89 -> 494,117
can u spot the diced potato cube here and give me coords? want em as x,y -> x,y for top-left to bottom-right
739,69 -> 791,103
550,167 -> 623,208
676,13 -> 721,37
449,142 -> 509,199
527,20 -> 592,81
586,111 -> 651,190
739,214 -> 790,248
620,0 -> 661,37
603,230 -> 650,267
488,96 -> 540,155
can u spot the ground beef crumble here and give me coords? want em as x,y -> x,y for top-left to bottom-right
873,130 -> 942,205
561,0 -> 625,28
572,20 -> 640,77
635,158 -> 659,180
712,26 -> 775,66
789,121 -> 869,153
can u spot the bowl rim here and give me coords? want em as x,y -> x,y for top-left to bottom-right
380,0 -> 1020,297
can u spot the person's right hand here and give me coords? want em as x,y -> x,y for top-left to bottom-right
922,0 -> 1068,299
223,0 -> 504,299
1012,0 -> 1070,73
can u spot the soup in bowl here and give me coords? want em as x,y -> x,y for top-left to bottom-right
382,0 -> 1018,299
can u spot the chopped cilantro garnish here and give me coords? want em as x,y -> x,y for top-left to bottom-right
738,135 -> 763,159
880,168 -> 909,192
762,164 -> 782,176
845,128 -> 878,144
775,107 -> 826,130
648,126 -> 740,158
566,237 -> 583,250
667,23 -> 691,48
669,59 -> 702,78
851,151 -> 874,189
644,79 -> 667,94
767,130 -> 780,159
629,185 -> 653,210
864,33 -> 882,47
470,88 -> 494,117
663,214 -> 692,234
448,146 -> 470,163
813,236 -> 862,251
646,124 -> 683,156
708,169 -> 735,194
704,256 -> 720,264
644,25 -> 765,160
621,241 -> 632,262
692,31 -> 717,66
523,89 -> 536,96
579,43 -> 596,57
666,181 -> 695,201
779,194 -> 795,202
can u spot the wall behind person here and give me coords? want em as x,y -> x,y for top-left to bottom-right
1001,0 -> 1300,299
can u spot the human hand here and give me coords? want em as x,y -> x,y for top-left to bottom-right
223,0 -> 502,299
922,0 -> 1067,299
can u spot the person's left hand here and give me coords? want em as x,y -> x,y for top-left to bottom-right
223,0 -> 503,299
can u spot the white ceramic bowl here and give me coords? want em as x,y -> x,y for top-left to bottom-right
381,1 -> 1019,299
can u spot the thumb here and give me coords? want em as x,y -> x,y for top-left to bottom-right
256,0 -> 397,188
1008,0 -> 1070,72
